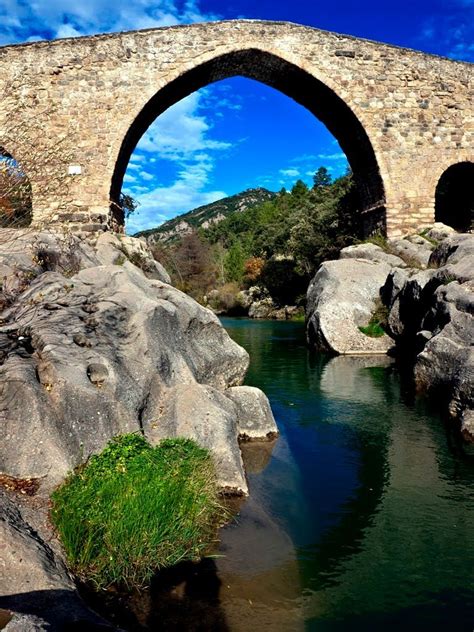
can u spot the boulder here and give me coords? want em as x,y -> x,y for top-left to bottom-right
226,385 -> 278,439
340,243 -> 406,268
387,237 -> 432,268
385,269 -> 438,341
0,491 -> 112,630
306,259 -> 393,354
429,233 -> 474,283
94,233 -> 171,283
424,222 -> 456,242
248,297 -> 276,319
0,232 -> 276,495
414,280 -> 474,439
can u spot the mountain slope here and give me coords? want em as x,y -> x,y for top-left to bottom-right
135,188 -> 276,243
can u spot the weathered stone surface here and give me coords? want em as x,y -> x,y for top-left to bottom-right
248,298 -> 277,320
226,386 -> 278,439
340,243 -> 406,268
424,222 -> 456,242
0,491 -> 112,630
384,269 -> 438,340
0,21 -> 472,236
386,237 -> 433,268
0,231 -> 277,494
0,229 -> 171,294
94,233 -> 171,283
414,280 -> 474,433
429,233 -> 474,283
306,259 -> 393,354
143,382 -> 248,493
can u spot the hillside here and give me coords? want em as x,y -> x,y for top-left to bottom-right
135,187 -> 276,243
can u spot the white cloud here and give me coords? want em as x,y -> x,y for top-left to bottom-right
125,176 -> 227,234
279,168 -> 300,177
124,85 -> 234,232
137,92 -> 231,161
317,152 -> 346,161
0,0 -> 219,46
139,171 -> 155,181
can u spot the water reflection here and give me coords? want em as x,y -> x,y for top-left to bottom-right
221,319 -> 474,630
86,319 -> 474,630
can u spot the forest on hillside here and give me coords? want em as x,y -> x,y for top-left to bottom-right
150,167 -> 361,312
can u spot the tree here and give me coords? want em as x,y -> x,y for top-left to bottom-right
291,179 -> 309,198
119,193 -> 139,219
313,166 -> 332,189
170,231 -> 216,300
224,241 -> 245,284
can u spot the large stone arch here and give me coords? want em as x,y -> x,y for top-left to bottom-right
109,47 -> 386,234
0,20 -> 471,236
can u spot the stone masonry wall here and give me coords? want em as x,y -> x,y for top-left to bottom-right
0,20 -> 472,236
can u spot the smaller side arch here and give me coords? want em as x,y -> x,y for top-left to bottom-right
0,147 -> 33,228
435,161 -> 474,232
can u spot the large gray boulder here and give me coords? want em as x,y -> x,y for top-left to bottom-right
340,242 -> 407,268
387,236 -> 433,268
414,280 -> 474,440
0,491 -> 113,630
429,233 -> 474,283
306,259 -> 393,354
0,231 -> 277,495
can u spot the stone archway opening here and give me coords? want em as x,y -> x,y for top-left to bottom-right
110,49 -> 386,235
0,148 -> 33,228
435,162 -> 474,232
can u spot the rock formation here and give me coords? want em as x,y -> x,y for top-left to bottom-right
306,224 -> 474,441
0,227 -> 278,626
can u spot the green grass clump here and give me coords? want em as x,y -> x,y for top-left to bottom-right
358,322 -> 386,337
51,434 -> 226,589
358,299 -> 389,338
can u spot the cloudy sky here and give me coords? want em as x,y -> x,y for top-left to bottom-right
1,0 -> 472,233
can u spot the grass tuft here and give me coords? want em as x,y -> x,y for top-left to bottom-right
51,434 -> 226,589
358,299 -> 389,338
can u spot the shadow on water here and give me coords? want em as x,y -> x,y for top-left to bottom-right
80,559 -> 230,631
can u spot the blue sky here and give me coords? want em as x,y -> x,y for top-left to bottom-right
0,0 -> 472,233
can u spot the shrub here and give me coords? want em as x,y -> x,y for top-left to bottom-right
51,434 -> 226,589
206,281 -> 242,314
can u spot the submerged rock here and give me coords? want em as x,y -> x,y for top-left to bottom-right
306,259 -> 393,355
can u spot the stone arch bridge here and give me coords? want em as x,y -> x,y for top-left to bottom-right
0,20 -> 472,236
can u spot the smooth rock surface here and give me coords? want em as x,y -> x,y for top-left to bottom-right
0,491 -> 112,630
226,386 -> 278,439
0,230 -> 276,494
306,259 -> 393,354
340,243 -> 406,268
387,237 -> 433,268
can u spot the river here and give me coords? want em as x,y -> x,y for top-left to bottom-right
89,317 -> 474,631
214,318 -> 474,631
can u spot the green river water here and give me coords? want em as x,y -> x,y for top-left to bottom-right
212,318 -> 474,631
89,317 -> 474,631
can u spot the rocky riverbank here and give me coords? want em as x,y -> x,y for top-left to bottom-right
306,223 -> 474,441
0,228 -> 277,628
